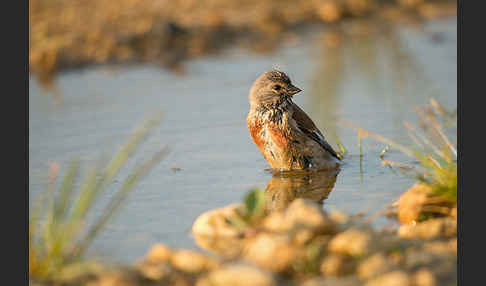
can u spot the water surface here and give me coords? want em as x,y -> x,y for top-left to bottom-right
29,17 -> 456,262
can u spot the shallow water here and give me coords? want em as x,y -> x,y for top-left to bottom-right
29,17 -> 456,262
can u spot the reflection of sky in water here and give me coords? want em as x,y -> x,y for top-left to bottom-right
29,17 -> 456,262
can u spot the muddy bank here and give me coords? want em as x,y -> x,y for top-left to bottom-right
30,0 -> 456,85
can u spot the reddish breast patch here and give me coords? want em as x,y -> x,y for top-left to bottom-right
268,124 -> 289,149
247,119 -> 265,151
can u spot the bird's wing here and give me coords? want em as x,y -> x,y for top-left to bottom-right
291,104 -> 341,160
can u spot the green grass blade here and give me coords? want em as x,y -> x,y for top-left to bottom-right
71,147 -> 168,259
242,188 -> 266,220
70,166 -> 100,222
99,115 -> 162,189
53,159 -> 80,222
330,133 -> 347,159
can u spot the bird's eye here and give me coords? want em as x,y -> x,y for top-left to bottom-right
273,85 -> 281,91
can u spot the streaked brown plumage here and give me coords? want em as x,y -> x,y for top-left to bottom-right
246,70 -> 341,170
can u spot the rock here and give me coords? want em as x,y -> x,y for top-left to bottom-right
263,199 -> 336,234
136,261 -> 172,281
170,250 -> 218,274
329,209 -> 350,224
396,183 -> 455,224
193,233 -> 244,258
405,249 -> 437,269
300,276 -> 362,286
398,218 -> 456,239
145,243 -> 172,263
357,253 -> 394,280
396,183 -> 432,224
423,238 -> 457,255
286,199 -> 336,232
388,251 -> 406,266
364,270 -> 411,286
192,203 -> 243,237
413,268 -> 437,286
315,1 -> 342,23
320,253 -> 355,277
449,207 -> 457,219
346,0 -> 373,16
262,212 -> 291,232
293,228 -> 316,246
398,0 -> 424,8
196,263 -> 276,286
243,233 -> 296,272
328,228 -> 374,257
87,271 -> 136,286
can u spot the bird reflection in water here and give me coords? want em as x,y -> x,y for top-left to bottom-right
192,168 -> 340,257
264,168 -> 340,213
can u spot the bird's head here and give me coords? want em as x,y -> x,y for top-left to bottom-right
248,70 -> 302,108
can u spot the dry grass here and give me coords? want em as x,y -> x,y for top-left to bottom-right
343,99 -> 457,209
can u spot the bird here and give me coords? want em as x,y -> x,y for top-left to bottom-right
246,70 -> 341,171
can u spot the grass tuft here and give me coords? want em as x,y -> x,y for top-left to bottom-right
29,115 -> 166,280
343,98 -> 457,203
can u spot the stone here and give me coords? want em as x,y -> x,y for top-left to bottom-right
329,209 -> 350,224
193,233 -> 244,258
320,253 -> 355,277
192,203 -> 243,237
396,183 -> 432,224
328,228 -> 374,257
145,243 -> 172,262
263,199 -> 336,234
136,261 -> 172,281
315,1 -> 342,23
413,268 -> 437,286
364,270 -> 411,286
405,249 -> 436,269
262,212 -> 291,232
398,218 -> 456,239
196,263 -> 276,286
243,233 -> 296,272
449,207 -> 457,219
293,228 -> 316,246
170,250 -> 218,274
286,199 -> 335,231
357,253 -> 392,280
424,238 -> 457,254
396,183 -> 455,225
299,276 -> 362,286
87,271 -> 136,286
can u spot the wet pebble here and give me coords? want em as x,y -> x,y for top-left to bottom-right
357,253 -> 394,280
328,228 -> 375,257
170,250 -> 218,274
320,253 -> 355,277
413,268 -> 437,286
364,270 -> 411,286
145,243 -> 173,262
263,199 -> 337,234
243,233 -> 296,272
196,263 -> 276,286
192,203 -> 243,237
398,218 -> 456,239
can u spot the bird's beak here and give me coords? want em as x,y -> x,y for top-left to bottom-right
287,84 -> 302,96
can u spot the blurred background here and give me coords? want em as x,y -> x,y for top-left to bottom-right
29,0 -> 456,263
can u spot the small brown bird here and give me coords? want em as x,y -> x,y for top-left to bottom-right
246,70 -> 341,171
